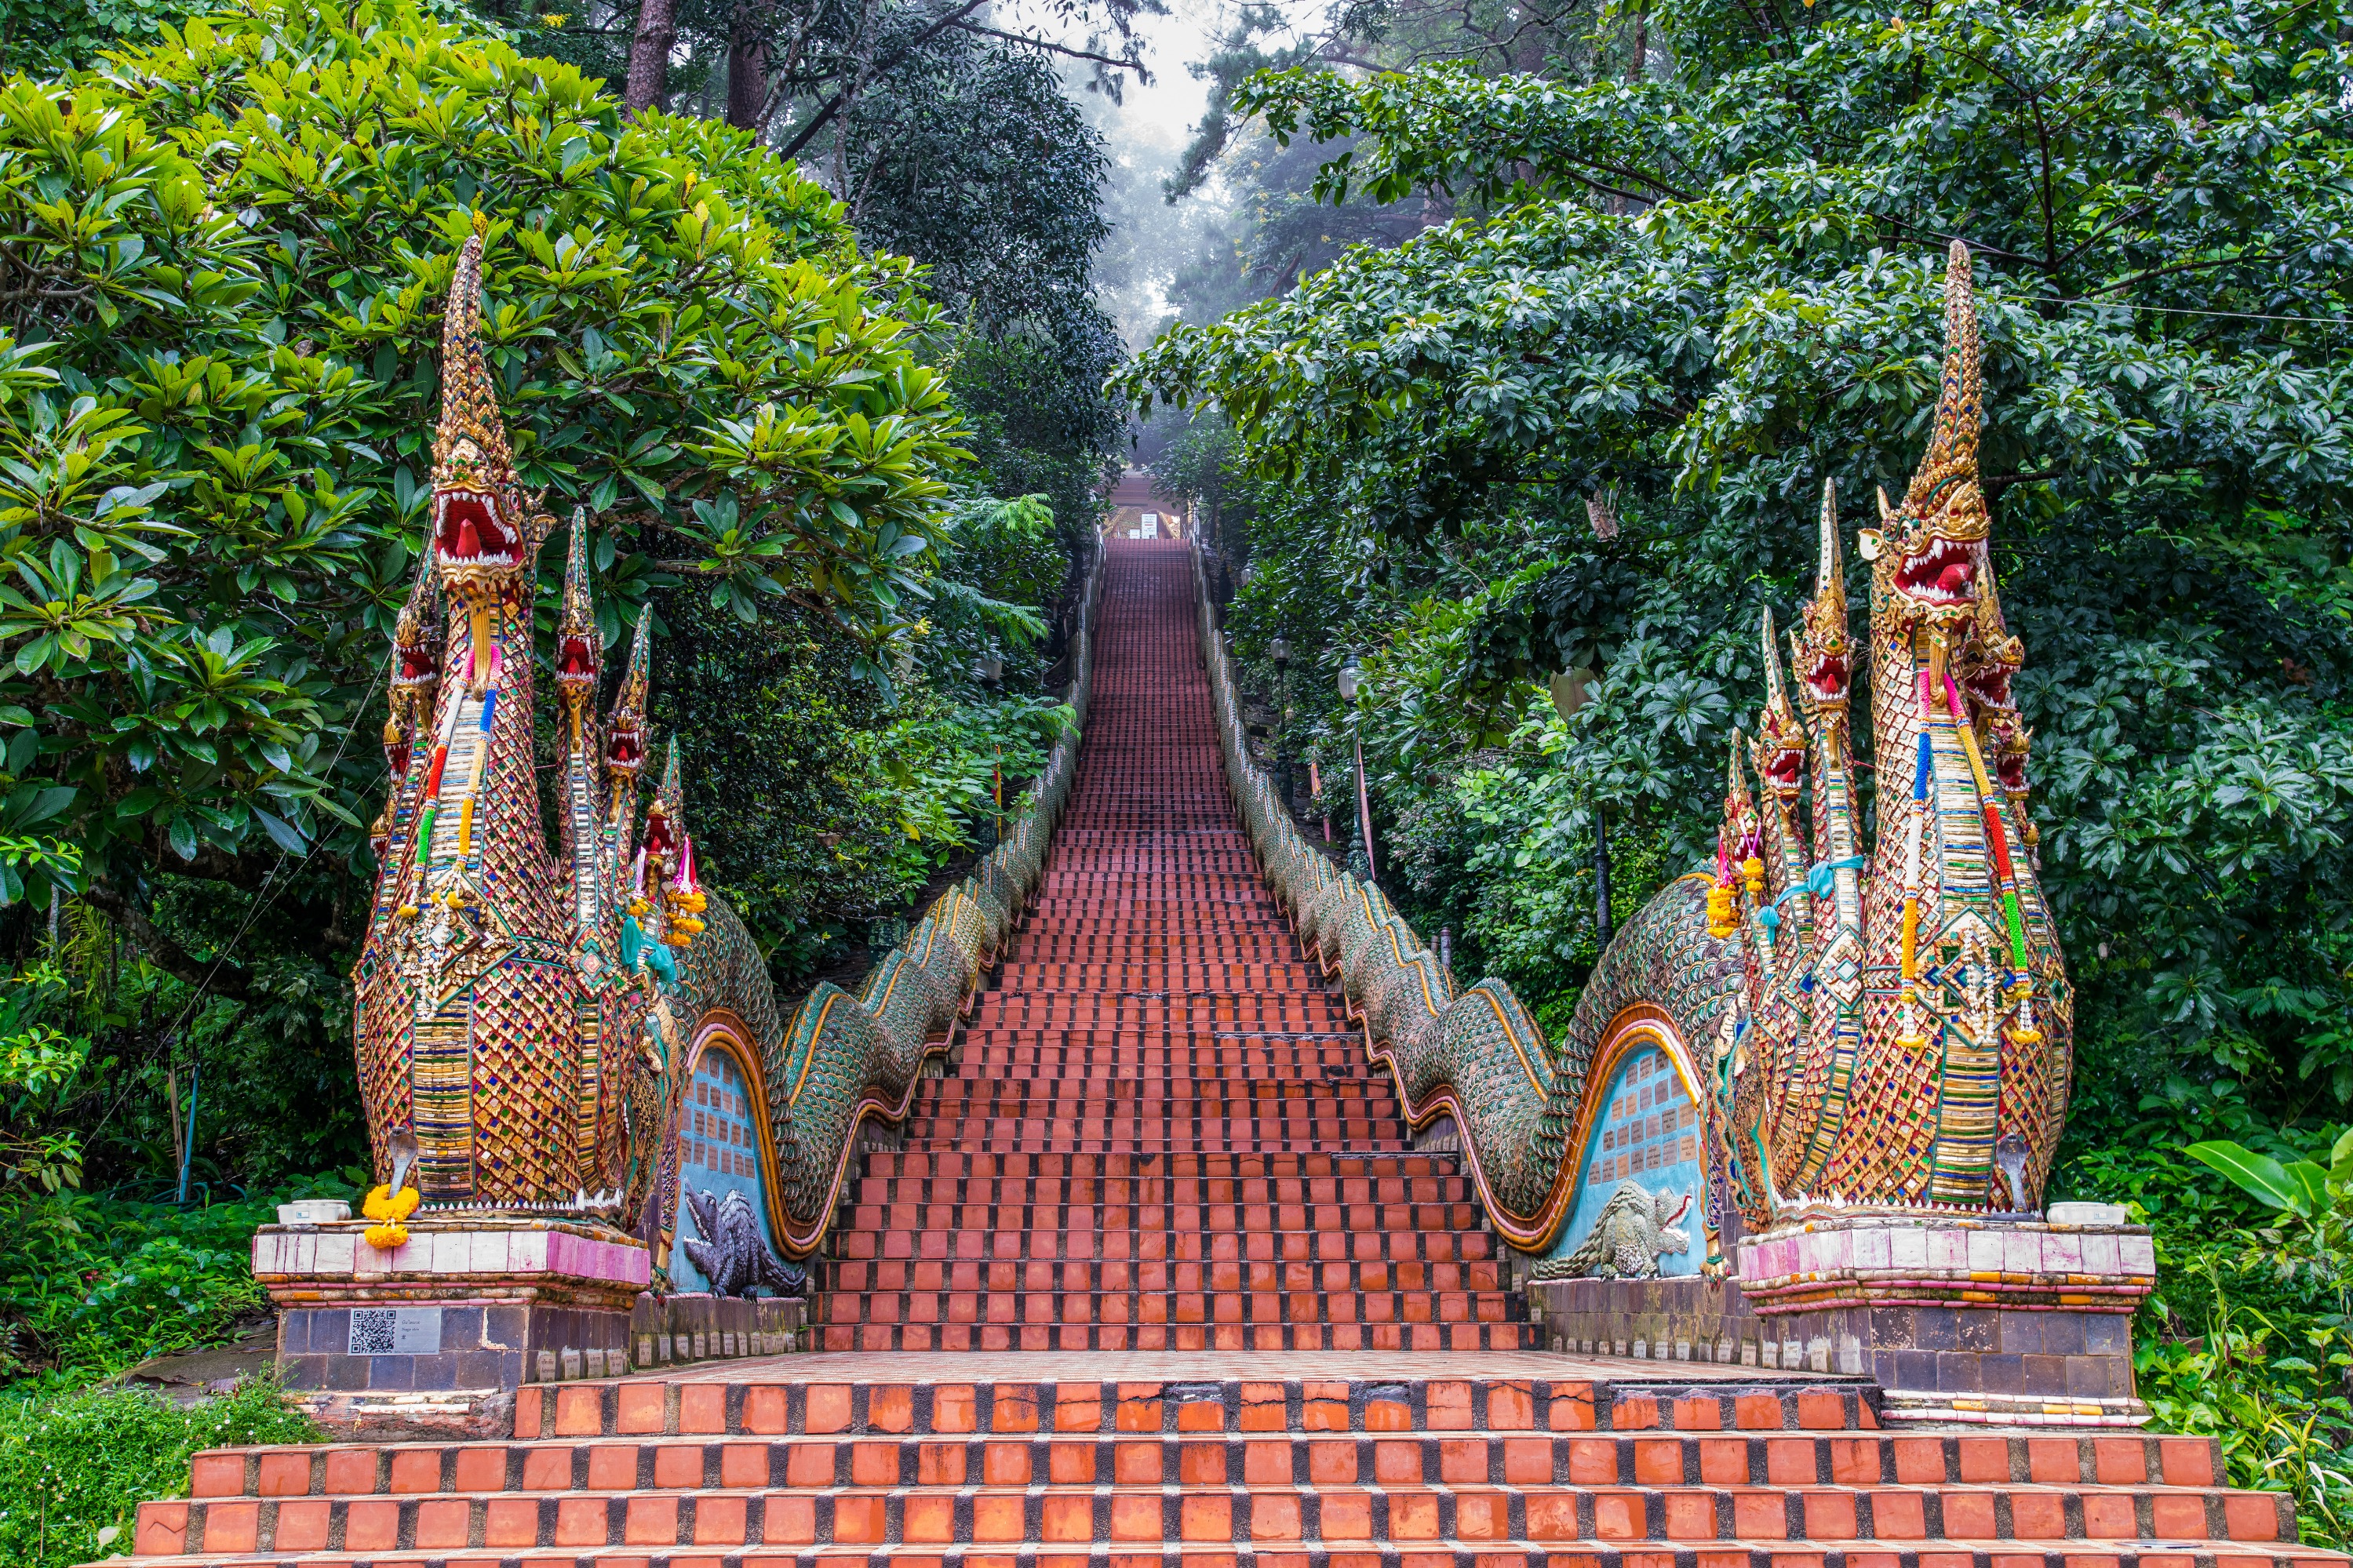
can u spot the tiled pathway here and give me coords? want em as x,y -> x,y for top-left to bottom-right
818,538 -> 1535,1352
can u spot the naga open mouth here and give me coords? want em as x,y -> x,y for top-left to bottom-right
1761,741 -> 1803,795
1996,750 -> 2028,792
435,488 -> 524,584
642,806 -> 676,860
1802,646 -> 1849,707
556,632 -> 598,702
606,725 -> 644,776
394,643 -> 439,689
1892,540 -> 1986,611
1962,664 -> 2015,711
1892,534 -> 1984,609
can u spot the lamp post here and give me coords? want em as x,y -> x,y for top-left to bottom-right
1550,666 -> 1612,951
1338,654 -> 1375,882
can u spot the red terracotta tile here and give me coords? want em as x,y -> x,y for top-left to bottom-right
325,1446 -> 381,1494
1593,1490 -> 1643,1540
903,1491 -> 956,1543
616,1383 -> 665,1434
343,1504 -> 399,1552
553,1495 -> 609,1547
271,1497 -> 332,1552
554,1385 -> 603,1437
621,1493 -> 678,1546
483,1496 -> 540,1548
763,1494 -> 816,1544
135,1502 -> 189,1558
202,1500 -> 260,1552
2224,1490 -> 2286,1541
388,1448 -> 443,1493
2092,1437 -> 2147,1485
742,1385 -> 788,1435
191,1453 -> 246,1498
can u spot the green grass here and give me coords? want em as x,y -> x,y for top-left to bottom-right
0,1379 -> 316,1568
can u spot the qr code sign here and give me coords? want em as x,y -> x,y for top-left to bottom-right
348,1307 -> 441,1355
348,1309 -> 398,1354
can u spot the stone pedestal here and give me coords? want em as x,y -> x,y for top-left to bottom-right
628,1292 -> 810,1372
253,1216 -> 650,1435
1732,1209 -> 2156,1425
1526,1274 -> 1761,1363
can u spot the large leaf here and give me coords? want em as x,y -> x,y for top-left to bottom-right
2282,1161 -> 2331,1220
2184,1141 -> 2314,1218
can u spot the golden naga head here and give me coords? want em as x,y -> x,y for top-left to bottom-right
384,565 -> 443,774
1751,608 -> 1806,806
555,508 -> 600,731
430,226 -> 542,616
1881,241 -> 1991,627
1709,729 -> 1763,938
1955,584 -> 2025,714
1792,481 -> 1852,719
606,612 -> 653,791
1987,708 -> 2036,834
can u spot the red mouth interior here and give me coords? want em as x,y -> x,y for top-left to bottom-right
1894,536 -> 1980,606
643,809 -> 676,858
1804,649 -> 1848,701
1997,752 -> 2028,791
435,491 -> 521,567
1764,748 -> 1803,788
609,729 -> 643,769
397,645 -> 438,684
1965,668 -> 2014,709
559,635 -> 596,679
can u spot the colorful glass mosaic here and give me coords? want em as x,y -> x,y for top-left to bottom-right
1194,242 -> 2074,1270
350,227 -> 1105,1271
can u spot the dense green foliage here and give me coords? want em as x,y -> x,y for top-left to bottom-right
2074,1109 -> 2353,1537
831,30 -> 1125,562
0,0 -> 1113,1389
0,1177 -> 355,1384
1130,0 -> 2353,1128
1135,0 -> 2352,1533
0,0 -> 956,1207
653,493 -> 1079,978
1,0 -> 960,955
0,1377 -> 316,1568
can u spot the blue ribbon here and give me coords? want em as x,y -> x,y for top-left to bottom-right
1754,855 -> 1868,933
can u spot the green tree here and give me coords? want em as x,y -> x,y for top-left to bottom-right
828,30 -> 1124,549
1124,0 -> 2353,1122
0,0 -> 964,993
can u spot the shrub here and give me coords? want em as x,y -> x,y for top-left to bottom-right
0,0 -> 963,915
0,1377 -> 315,1568
0,1173 -> 357,1383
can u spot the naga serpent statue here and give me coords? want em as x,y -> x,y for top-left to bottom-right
351,227 -> 1088,1279
1207,240 -> 2070,1274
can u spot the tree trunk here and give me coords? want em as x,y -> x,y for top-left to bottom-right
726,8 -> 770,131
624,0 -> 678,116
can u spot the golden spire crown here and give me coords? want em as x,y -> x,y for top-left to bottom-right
1894,240 -> 1987,541
429,227 -> 521,504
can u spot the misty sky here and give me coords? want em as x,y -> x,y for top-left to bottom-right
1052,0 -> 1326,344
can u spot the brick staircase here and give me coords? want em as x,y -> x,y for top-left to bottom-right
818,538 -> 1531,1353
133,1366 -> 2337,1566
112,537 -> 2345,1566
